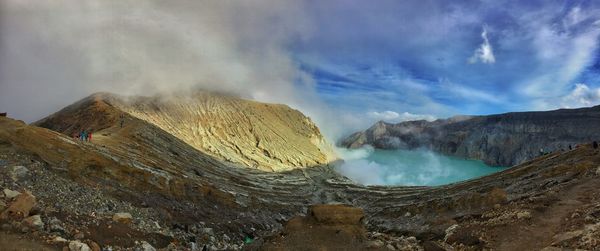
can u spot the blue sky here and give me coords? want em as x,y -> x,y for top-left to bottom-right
291,0 -> 600,124
1,0 -> 600,136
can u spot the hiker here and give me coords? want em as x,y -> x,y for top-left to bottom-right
79,130 -> 84,141
594,141 -> 598,149
88,131 -> 92,142
569,144 -> 572,150
120,114 -> 125,128
539,148 -> 544,156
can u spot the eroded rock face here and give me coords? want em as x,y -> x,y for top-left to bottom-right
341,106 -> 600,166
35,92 -> 337,172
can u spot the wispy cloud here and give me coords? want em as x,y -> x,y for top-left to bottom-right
469,26 -> 496,64
368,111 -> 436,123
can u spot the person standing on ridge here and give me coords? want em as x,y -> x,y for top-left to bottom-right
88,131 -> 92,142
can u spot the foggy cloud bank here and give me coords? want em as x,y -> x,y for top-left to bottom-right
0,0 -> 325,126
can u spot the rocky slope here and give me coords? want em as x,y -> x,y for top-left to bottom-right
341,105 -> 600,166
35,92 -> 336,172
1,98 -> 600,249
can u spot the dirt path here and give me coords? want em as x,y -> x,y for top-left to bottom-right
490,177 -> 598,250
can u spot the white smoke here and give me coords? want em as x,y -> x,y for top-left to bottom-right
0,0 -> 322,124
335,146 -> 501,186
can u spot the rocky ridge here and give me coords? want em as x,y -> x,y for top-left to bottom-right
341,105 -> 600,166
35,92 -> 337,172
1,94 -> 600,250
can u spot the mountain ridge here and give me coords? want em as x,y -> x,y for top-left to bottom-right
34,91 -> 337,172
341,105 -> 600,166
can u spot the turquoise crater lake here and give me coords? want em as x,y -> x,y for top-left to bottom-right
336,147 -> 507,186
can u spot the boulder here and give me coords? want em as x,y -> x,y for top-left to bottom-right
8,166 -> 29,181
112,212 -> 133,224
87,241 -> 101,251
444,224 -> 459,242
69,240 -> 92,251
1,191 -> 36,219
48,217 -> 67,235
51,236 -> 68,244
141,241 -> 156,251
309,204 -> 364,225
517,211 -> 532,220
21,215 -> 44,230
3,188 -> 21,199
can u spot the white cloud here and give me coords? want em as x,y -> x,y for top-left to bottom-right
521,7 -> 600,98
559,83 -> 600,108
532,83 -> 600,110
468,26 -> 496,64
367,111 -> 436,123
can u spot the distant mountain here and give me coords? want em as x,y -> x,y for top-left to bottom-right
340,106 -> 600,166
34,91 -> 337,171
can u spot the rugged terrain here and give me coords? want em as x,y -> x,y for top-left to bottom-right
35,92 -> 336,172
1,93 -> 600,250
341,106 -> 600,166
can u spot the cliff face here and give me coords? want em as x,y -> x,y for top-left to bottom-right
35,92 -> 336,171
341,106 -> 600,166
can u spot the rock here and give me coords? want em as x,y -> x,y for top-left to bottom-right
8,165 -> 29,181
1,190 -> 36,219
73,232 -> 85,240
366,240 -> 385,248
141,241 -> 156,251
386,243 -> 396,250
3,188 -> 21,199
21,215 -> 44,230
596,166 -> 600,176
444,224 -> 459,241
309,204 -> 365,225
200,227 -> 215,236
68,240 -> 91,251
445,230 -> 481,246
0,200 -> 6,212
404,212 -> 412,217
49,217 -> 67,234
87,241 -> 101,251
517,211 -> 532,220
52,236 -> 69,244
112,212 -> 133,224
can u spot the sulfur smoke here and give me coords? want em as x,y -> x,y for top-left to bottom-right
0,0 -> 330,128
